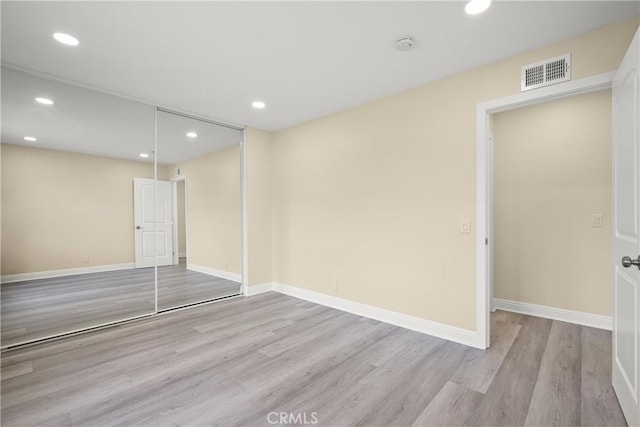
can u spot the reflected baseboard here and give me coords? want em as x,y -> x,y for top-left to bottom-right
1,263 -> 136,284
186,263 -> 241,283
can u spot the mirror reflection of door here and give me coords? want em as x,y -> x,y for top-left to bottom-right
0,69 -> 156,348
133,178 -> 174,268
133,178 -> 156,268
155,179 -> 174,267
156,109 -> 243,311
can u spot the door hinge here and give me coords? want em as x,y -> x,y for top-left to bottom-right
485,238 -> 489,245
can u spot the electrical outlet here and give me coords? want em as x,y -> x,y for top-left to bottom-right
331,279 -> 339,291
83,255 -> 90,264
592,214 -> 603,228
460,218 -> 471,234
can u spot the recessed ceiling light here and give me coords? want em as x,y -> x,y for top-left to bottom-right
465,0 -> 491,15
53,32 -> 80,46
252,101 -> 266,109
35,97 -> 54,105
139,153 -> 149,158
186,132 -> 198,138
24,136 -> 37,142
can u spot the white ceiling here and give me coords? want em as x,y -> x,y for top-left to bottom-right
1,1 -> 639,131
1,68 -> 242,164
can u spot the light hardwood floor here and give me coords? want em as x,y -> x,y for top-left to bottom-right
0,292 -> 626,427
1,260 -> 240,347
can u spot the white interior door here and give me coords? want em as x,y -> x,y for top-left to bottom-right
134,178 -> 174,268
612,28 -> 640,427
134,178 -> 156,268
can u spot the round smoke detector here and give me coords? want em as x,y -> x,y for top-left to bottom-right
395,37 -> 415,52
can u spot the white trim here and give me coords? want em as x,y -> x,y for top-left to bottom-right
241,128 -> 249,296
170,174 -> 188,266
476,71 -> 615,349
488,133 -> 495,313
171,181 -> 179,265
248,282 -> 483,349
187,263 -> 242,283
478,71 -> 615,114
1,263 -> 136,284
246,282 -> 276,296
153,108 -> 158,314
493,298 -> 612,331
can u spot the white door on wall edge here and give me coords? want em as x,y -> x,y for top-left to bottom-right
134,178 -> 174,268
612,28 -> 640,427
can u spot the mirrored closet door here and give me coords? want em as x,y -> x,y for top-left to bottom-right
1,69 -> 157,347
155,109 -> 243,310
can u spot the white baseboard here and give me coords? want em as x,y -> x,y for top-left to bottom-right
1,263 -> 136,284
247,282 -> 482,349
187,263 -> 241,283
246,282 -> 276,296
493,298 -> 612,330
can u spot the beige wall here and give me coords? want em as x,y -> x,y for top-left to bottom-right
1,144 -> 157,275
176,180 -> 186,255
171,144 -> 242,274
247,127 -> 274,286
493,91 -> 612,316
267,19 -> 639,331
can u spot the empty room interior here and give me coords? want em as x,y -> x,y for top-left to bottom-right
1,2 -> 639,426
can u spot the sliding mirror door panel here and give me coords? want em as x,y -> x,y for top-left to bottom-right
156,110 -> 242,310
0,69 -> 156,347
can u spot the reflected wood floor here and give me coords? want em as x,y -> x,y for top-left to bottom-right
0,292 -> 626,426
1,259 -> 240,347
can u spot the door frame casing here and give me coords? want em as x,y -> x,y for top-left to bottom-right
170,175 -> 188,266
241,128 -> 249,297
475,71 -> 615,349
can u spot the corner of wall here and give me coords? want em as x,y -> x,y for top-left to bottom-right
246,127 -> 275,286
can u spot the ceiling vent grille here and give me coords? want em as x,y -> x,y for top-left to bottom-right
521,53 -> 571,91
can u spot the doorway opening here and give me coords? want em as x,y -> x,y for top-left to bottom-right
476,71 -> 615,349
172,176 -> 187,267
490,90 -> 613,325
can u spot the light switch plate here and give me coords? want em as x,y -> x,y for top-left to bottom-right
461,218 -> 471,234
592,214 -> 603,228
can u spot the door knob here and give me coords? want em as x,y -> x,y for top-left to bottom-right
136,226 -> 142,230
622,255 -> 640,270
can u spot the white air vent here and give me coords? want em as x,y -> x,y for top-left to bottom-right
521,54 -> 571,91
